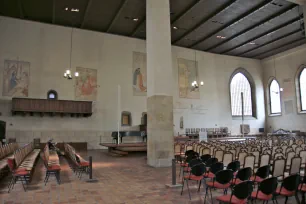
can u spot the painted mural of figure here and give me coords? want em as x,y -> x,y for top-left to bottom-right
81,73 -> 96,96
10,69 -> 18,90
133,68 -> 146,92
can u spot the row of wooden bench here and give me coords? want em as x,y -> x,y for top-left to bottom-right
0,143 -> 19,178
64,143 -> 89,179
7,142 -> 40,192
1,142 -> 89,192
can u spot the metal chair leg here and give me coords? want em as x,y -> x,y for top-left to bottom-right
209,187 -> 213,204
186,180 -> 191,200
198,179 -> 202,192
204,187 -> 208,204
7,176 -> 15,193
21,176 -> 26,192
180,179 -> 185,195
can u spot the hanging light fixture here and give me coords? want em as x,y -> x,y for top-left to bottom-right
191,50 -> 203,89
273,53 -> 283,93
64,28 -> 78,80
191,17 -> 203,90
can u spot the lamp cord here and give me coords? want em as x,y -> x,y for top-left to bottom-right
70,28 -> 73,69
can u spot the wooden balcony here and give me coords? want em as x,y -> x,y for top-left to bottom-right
12,98 -> 92,117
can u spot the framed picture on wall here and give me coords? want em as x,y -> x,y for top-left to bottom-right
121,111 -> 132,126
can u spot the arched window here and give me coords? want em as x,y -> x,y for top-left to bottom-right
269,79 -> 281,114
230,70 -> 255,117
47,90 -> 58,100
298,67 -> 306,111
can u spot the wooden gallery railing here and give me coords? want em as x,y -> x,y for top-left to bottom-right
12,98 -> 92,117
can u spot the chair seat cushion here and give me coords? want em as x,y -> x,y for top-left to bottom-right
231,178 -> 243,185
47,165 -> 61,171
183,167 -> 191,172
276,187 -> 295,196
181,163 -> 188,167
204,172 -> 215,178
250,176 -> 264,183
184,174 -> 203,181
251,191 -> 273,201
217,195 -> 247,204
80,161 -> 89,167
14,171 -> 29,176
207,181 -> 231,189
299,184 -> 306,192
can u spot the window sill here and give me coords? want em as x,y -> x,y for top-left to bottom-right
298,111 -> 306,115
232,116 -> 257,120
268,113 -> 282,117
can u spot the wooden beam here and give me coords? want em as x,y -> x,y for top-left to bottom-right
285,0 -> 306,5
171,0 -> 201,24
171,0 -> 237,44
52,0 -> 55,24
130,18 -> 145,37
204,4 -> 298,51
106,0 -> 128,32
189,0 -> 273,49
17,0 -> 24,19
81,0 -> 93,29
222,17 -> 302,55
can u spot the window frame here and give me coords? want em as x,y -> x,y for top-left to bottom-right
229,68 -> 257,119
47,90 -> 58,100
268,78 -> 282,116
296,65 -> 306,113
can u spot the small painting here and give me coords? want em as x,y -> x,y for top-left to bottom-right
178,58 -> 200,99
133,52 -> 147,96
121,111 -> 131,126
2,60 -> 30,97
75,67 -> 97,101
180,116 -> 184,129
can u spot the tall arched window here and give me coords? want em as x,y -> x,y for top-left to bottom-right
230,71 -> 254,117
299,68 -> 306,111
269,79 -> 281,114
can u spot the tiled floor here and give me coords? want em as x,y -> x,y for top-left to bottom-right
0,150 -> 303,203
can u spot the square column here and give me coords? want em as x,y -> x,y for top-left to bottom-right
146,0 -> 174,167
304,5 -> 306,37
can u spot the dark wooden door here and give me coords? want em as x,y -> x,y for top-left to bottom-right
0,120 -> 6,144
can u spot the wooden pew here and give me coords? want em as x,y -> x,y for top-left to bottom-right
64,143 -> 89,179
0,143 -> 19,178
7,142 -> 40,192
42,144 -> 61,185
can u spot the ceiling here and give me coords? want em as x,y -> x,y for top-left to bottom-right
0,0 -> 305,59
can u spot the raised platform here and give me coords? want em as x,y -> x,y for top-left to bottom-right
100,143 -> 147,156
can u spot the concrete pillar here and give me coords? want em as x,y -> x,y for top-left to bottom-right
146,0 -> 174,167
304,6 -> 306,37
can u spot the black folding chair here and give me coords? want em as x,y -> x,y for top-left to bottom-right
217,181 -> 254,204
204,170 -> 234,204
251,177 -> 278,203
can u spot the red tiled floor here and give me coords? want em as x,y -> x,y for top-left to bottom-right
0,150 -> 302,203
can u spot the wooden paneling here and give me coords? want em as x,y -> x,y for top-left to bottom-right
12,98 -> 92,117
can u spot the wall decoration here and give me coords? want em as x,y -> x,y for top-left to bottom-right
284,100 -> 293,115
282,78 -> 293,100
121,111 -> 132,126
2,60 -> 30,97
180,116 -> 184,129
178,58 -> 200,99
132,52 -> 147,96
75,67 -> 97,101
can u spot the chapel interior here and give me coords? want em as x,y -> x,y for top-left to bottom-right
1,0 -> 306,203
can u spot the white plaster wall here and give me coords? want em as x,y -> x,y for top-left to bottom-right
0,17 -> 265,148
262,44 -> 306,132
